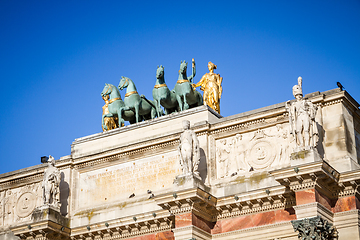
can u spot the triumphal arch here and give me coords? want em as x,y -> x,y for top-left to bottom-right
1,60 -> 360,240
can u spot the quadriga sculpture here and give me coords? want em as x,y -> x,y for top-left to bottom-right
152,65 -> 179,116
101,83 -> 136,129
118,76 -> 158,123
174,59 -> 203,111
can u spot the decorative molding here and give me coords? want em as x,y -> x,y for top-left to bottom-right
173,225 -> 212,240
156,187 -> 296,222
270,161 -> 340,199
212,221 -> 295,239
70,216 -> 173,239
323,99 -> 342,107
333,209 -> 360,229
0,173 -> 43,191
210,118 -> 266,135
156,189 -> 217,222
293,202 -> 334,223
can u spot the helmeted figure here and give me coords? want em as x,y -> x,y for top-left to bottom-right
42,155 -> 61,207
178,120 -> 200,176
286,77 -> 318,151
195,61 -> 223,114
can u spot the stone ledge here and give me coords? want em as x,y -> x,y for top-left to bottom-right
293,202 -> 334,223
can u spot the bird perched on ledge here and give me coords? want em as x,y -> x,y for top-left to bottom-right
337,82 -> 344,91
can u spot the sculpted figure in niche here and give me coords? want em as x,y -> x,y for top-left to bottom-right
178,120 -> 200,176
234,134 -> 248,173
3,190 -> 15,223
42,156 -> 61,208
286,77 -> 318,151
0,191 -> 3,225
195,61 -> 223,114
276,124 -> 290,165
217,139 -> 230,178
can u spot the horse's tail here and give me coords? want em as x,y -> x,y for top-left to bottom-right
140,95 -> 163,117
140,95 -> 156,109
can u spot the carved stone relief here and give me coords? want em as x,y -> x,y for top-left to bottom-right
3,189 -> 16,225
15,192 -> 36,218
355,130 -> 360,164
216,124 -> 293,179
0,183 -> 42,227
0,190 -> 4,226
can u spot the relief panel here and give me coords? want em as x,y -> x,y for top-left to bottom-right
216,124 -> 293,179
0,183 -> 42,227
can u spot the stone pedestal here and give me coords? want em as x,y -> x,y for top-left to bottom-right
290,148 -> 322,166
10,205 -> 70,240
31,205 -> 67,225
173,173 -> 205,192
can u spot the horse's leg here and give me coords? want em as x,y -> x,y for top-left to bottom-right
134,101 -> 140,123
116,108 -> 125,127
151,104 -> 157,119
176,95 -> 183,111
102,114 -> 107,130
183,94 -> 190,110
155,99 -> 162,117
102,113 -> 114,130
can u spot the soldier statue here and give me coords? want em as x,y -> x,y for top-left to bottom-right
286,77 -> 318,151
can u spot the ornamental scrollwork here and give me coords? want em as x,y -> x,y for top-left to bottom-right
291,216 -> 338,240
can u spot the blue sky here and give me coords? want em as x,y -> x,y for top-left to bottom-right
0,1 -> 359,174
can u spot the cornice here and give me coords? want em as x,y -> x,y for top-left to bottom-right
156,188 -> 217,222
155,185 -> 297,222
212,221 -> 295,239
70,210 -> 173,239
270,161 -> 340,200
216,187 -> 295,221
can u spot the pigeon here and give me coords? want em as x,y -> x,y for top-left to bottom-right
129,193 -> 135,198
337,82 -> 344,91
147,190 -> 152,194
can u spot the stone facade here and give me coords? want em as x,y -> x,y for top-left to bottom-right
1,88 -> 360,240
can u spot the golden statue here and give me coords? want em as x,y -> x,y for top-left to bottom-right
195,61 -> 223,114
102,95 -> 119,131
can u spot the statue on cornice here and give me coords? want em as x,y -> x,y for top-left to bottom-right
42,156 -> 61,208
178,120 -> 200,176
286,77 -> 318,151
195,61 -> 223,114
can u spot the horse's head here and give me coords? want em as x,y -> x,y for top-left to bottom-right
118,76 -> 130,90
179,60 -> 188,74
156,65 -> 164,79
101,83 -> 112,97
